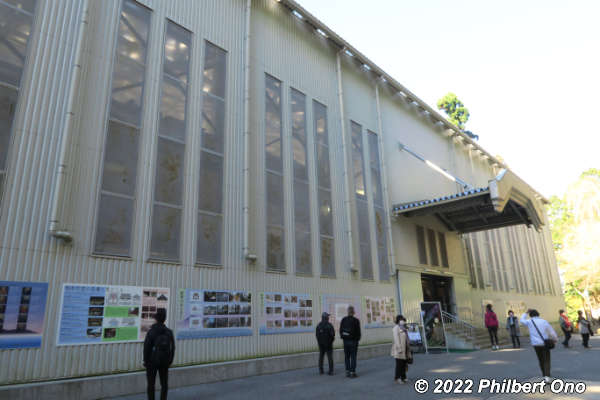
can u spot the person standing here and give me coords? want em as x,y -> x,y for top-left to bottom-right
577,310 -> 592,348
558,309 -> 573,348
340,306 -> 361,378
315,312 -> 335,375
485,304 -> 500,350
391,315 -> 412,384
506,310 -> 521,348
143,308 -> 175,400
520,309 -> 558,383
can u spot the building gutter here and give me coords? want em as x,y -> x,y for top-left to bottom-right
242,0 -> 256,262
335,50 -> 355,273
48,0 -> 89,243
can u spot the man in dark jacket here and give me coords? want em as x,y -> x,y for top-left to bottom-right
339,306 -> 361,378
316,312 -> 335,375
143,308 -> 175,400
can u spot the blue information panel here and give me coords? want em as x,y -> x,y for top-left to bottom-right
0,281 -> 49,349
176,289 -> 252,339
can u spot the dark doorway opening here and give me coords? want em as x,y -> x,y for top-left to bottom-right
421,274 -> 454,314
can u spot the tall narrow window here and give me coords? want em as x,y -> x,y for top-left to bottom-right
94,0 -> 151,255
464,236 -> 477,288
291,89 -> 311,274
265,74 -> 284,271
427,228 -> 439,266
351,121 -> 372,279
471,234 -> 485,289
149,21 -> 191,261
314,101 -> 334,277
0,0 -> 37,206
416,225 -> 427,265
368,131 -> 389,281
197,42 -> 226,265
438,232 -> 449,268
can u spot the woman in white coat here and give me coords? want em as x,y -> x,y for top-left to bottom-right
391,315 -> 412,384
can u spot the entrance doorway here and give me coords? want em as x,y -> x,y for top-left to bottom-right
421,274 -> 454,314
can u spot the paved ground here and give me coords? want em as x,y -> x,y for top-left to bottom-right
112,336 -> 599,400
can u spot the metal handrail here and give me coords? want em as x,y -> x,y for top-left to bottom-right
441,311 -> 477,341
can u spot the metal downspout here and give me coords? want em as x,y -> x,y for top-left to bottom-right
48,0 -> 89,243
242,0 -> 255,262
335,50 -> 355,273
374,83 -> 402,313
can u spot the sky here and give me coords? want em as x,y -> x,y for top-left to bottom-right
298,0 -> 600,198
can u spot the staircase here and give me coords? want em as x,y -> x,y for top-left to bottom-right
442,311 -> 511,350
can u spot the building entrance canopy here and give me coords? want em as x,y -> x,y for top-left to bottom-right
392,170 -> 547,233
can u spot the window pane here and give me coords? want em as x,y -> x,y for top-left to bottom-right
94,194 -> 133,256
150,204 -> 181,260
438,232 -> 449,268
116,0 -> 150,64
0,86 -> 18,170
202,43 -> 226,98
313,101 -> 328,146
294,180 -> 310,233
265,75 -> 282,172
427,229 -> 439,266
4,0 -> 36,14
201,95 -> 225,153
0,5 -> 32,87
110,58 -> 145,126
316,144 -> 331,189
291,89 -> 307,181
368,132 -> 384,206
378,247 -> 389,281
267,226 -> 284,270
197,212 -> 222,264
321,236 -> 335,277
416,225 -> 427,264
154,137 -> 184,205
295,230 -> 311,275
318,189 -> 333,237
360,243 -> 373,280
374,207 -> 386,247
198,151 -> 223,213
472,235 -> 485,289
101,121 -> 139,196
163,23 -> 191,84
356,200 -> 370,244
159,76 -> 187,141
351,121 -> 366,199
266,172 -> 283,226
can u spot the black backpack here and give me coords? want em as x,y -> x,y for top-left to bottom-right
151,330 -> 173,368
316,323 -> 331,346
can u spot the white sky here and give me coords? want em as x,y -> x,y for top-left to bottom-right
297,0 -> 600,198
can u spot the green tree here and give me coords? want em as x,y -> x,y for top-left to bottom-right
437,92 -> 470,129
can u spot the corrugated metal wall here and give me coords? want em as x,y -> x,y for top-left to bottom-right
0,0 -> 563,384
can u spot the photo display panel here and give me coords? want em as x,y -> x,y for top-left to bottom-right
260,292 -> 313,334
176,289 -> 252,339
321,295 -> 361,332
0,281 -> 48,349
57,284 -> 170,345
363,296 -> 396,328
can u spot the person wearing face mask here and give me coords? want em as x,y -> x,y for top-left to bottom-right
391,315 -> 412,384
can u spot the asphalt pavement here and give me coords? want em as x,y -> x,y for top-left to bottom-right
110,335 -> 599,400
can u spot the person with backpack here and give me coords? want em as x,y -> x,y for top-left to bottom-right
339,306 -> 361,378
143,308 -> 175,400
558,309 -> 573,348
520,309 -> 558,383
315,312 -> 335,375
506,310 -> 521,348
391,315 -> 412,384
484,304 -> 500,350
577,310 -> 592,348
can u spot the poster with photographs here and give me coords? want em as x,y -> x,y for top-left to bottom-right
176,289 -> 252,339
321,295 -> 361,332
363,296 -> 396,328
0,281 -> 48,349
420,301 -> 447,350
260,292 -> 313,334
57,284 -> 170,345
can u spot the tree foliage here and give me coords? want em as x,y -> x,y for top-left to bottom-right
548,168 -> 600,320
437,92 -> 470,130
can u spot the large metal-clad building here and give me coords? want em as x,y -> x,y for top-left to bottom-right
0,0 -> 563,385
